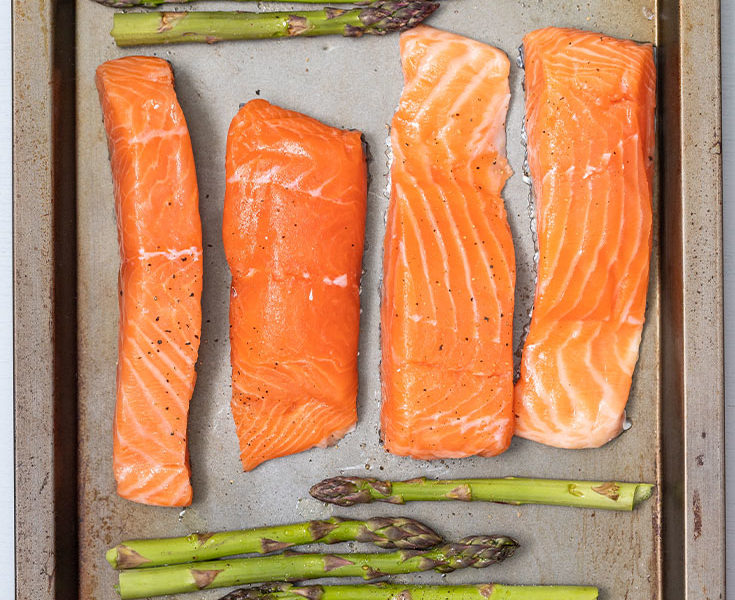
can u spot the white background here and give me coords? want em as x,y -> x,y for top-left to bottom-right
0,3 -> 731,599
1,0 -> 13,594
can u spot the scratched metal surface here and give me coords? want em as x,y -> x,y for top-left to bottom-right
74,2 -> 664,598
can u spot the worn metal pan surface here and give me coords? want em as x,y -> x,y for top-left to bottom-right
13,0 -> 723,598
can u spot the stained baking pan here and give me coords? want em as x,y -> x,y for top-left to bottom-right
13,0 -> 723,598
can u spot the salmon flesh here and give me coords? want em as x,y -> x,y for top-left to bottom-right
97,56 -> 203,506
223,100 -> 368,471
381,26 -> 516,459
515,28 -> 656,448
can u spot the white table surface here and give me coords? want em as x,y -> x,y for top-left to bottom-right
1,0 -> 13,595
1,3 -> 732,599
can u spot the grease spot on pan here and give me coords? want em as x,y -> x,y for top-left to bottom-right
693,491 -> 703,540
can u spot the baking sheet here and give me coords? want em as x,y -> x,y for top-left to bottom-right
14,0 -> 725,597
73,2 -> 661,598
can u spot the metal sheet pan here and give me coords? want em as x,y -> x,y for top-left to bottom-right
12,0 -> 724,598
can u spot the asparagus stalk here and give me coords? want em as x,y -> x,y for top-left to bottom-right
110,1 -> 440,47
116,535 -> 519,599
98,0 -> 358,7
106,517 -> 442,569
310,476 -> 654,511
219,583 -> 599,600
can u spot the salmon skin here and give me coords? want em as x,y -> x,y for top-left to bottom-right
223,99 -> 367,471
381,26 -> 516,459
515,28 -> 656,448
96,57 -> 202,506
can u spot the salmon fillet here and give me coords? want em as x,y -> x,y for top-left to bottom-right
515,28 -> 656,448
97,57 -> 202,506
223,99 -> 367,471
381,26 -> 516,459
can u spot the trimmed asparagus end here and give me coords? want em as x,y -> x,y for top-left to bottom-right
633,484 -> 655,507
106,547 -> 118,569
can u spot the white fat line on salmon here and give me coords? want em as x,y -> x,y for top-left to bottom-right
137,246 -> 201,261
228,165 -> 282,185
237,269 -> 318,283
581,150 -> 616,180
408,314 -> 438,325
227,164 -> 348,205
323,274 -> 348,287
128,125 -> 189,145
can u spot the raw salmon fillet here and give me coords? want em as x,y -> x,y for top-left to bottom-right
97,57 -> 202,506
223,99 -> 367,471
381,26 -> 516,459
515,28 -> 656,448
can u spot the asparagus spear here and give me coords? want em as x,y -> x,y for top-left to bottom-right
310,476 -> 654,511
111,1 -> 440,47
98,0 -> 358,7
116,535 -> 519,599
106,517 -> 442,569
219,583 -> 599,600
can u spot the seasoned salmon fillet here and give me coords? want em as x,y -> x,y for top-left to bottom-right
223,99 -> 367,471
97,56 -> 202,506
381,26 -> 516,459
514,27 -> 656,448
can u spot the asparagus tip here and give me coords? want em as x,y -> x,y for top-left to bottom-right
434,535 -> 519,572
353,1 -> 441,36
361,516 -> 443,549
310,476 -> 380,506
